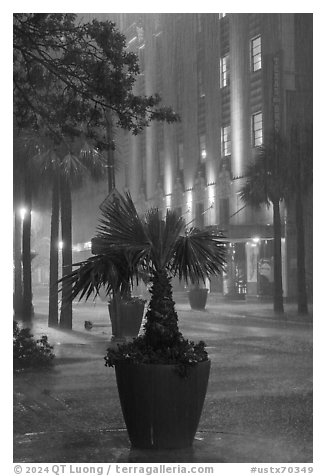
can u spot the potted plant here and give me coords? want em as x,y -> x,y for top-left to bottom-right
68,245 -> 146,342
61,191 -> 226,449
187,282 -> 209,310
107,292 -> 146,343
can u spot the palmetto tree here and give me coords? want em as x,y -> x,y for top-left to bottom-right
239,132 -> 289,314
35,138 -> 107,328
13,128 -> 42,323
61,191 -> 226,349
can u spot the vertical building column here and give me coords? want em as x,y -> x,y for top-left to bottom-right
143,18 -> 157,204
204,15 -> 220,225
160,14 -> 177,201
229,14 -> 250,182
178,14 -> 199,192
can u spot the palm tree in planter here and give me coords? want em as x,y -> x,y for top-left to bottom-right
60,191 -> 226,449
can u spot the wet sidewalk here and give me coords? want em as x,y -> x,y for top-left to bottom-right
15,428 -> 305,463
13,299 -> 313,464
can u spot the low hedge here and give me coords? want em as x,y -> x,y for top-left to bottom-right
13,320 -> 55,370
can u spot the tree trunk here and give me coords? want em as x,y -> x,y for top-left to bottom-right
48,176 -> 60,327
13,209 -> 23,317
295,188 -> 308,315
59,178 -> 73,329
22,176 -> 33,324
272,200 -> 284,314
144,270 -> 182,348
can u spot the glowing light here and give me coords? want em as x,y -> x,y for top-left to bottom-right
20,208 -> 27,220
165,159 -> 173,196
84,242 -> 92,250
252,236 -> 260,244
207,183 -> 215,207
165,194 -> 172,209
186,189 -> 193,216
58,241 -> 64,250
72,243 -> 83,252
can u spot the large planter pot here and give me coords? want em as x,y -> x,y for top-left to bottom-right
108,300 -> 145,341
188,288 -> 208,310
115,360 -> 211,449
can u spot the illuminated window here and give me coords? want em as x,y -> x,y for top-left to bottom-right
252,112 -> 263,147
200,135 -> 206,162
220,54 -> 230,88
219,13 -> 226,19
251,35 -> 262,72
221,125 -> 231,157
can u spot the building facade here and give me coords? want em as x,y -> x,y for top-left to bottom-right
69,13 -> 312,300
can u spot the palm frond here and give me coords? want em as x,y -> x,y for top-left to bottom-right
61,152 -> 87,179
144,207 -> 186,271
97,192 -> 144,242
171,227 -> 227,284
32,148 -> 60,176
239,130 -> 292,208
79,143 -> 107,181
60,191 -> 227,301
96,191 -> 150,265
58,253 -> 132,302
238,158 -> 270,208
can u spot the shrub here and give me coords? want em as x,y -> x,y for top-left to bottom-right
13,320 -> 55,370
105,336 -> 208,377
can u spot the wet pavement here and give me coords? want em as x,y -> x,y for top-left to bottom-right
13,290 -> 313,463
